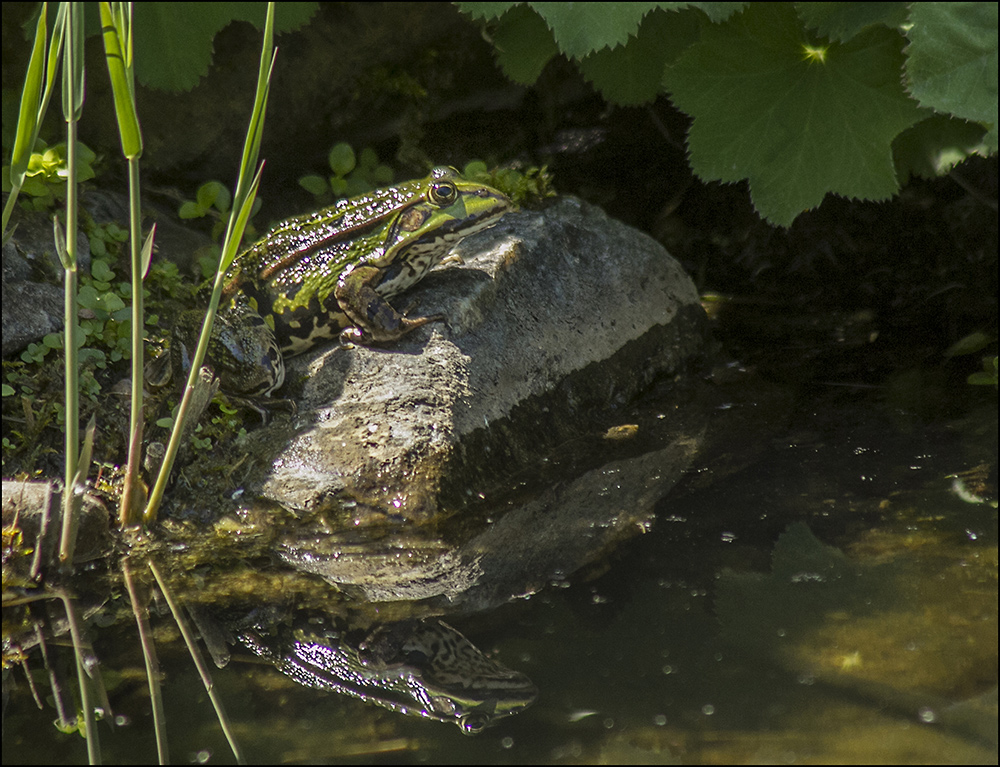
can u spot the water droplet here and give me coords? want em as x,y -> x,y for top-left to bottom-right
702,704 -> 715,716
653,714 -> 667,726
918,707 -> 936,723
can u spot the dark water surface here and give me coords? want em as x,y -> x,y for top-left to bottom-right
4,373 -> 996,765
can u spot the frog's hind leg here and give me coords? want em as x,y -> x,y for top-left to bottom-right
207,297 -> 286,397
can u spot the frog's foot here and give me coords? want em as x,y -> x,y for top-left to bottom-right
340,313 -> 444,346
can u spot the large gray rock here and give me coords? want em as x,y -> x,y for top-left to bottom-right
241,197 -> 708,530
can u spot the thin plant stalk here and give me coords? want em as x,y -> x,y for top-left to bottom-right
58,1 -> 86,568
123,557 -> 169,764
145,3 -> 276,523
99,2 -> 149,526
148,559 -> 245,764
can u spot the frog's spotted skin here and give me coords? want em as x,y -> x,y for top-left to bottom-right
210,168 -> 513,396
238,617 -> 537,733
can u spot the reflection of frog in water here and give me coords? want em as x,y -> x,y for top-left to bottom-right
231,612 -> 537,734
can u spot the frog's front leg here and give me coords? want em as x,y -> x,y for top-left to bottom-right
335,264 -> 442,345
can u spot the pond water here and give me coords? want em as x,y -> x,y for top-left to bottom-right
3,354 -> 997,764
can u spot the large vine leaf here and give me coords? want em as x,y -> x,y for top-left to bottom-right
893,114 -> 991,182
663,3 -> 924,226
456,2 -> 520,22
798,2 -> 909,42
133,2 -> 317,92
577,8 -> 699,106
490,4 -> 559,85
904,2 -> 998,153
528,2 -> 661,58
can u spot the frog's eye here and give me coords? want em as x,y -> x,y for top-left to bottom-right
429,181 -> 458,206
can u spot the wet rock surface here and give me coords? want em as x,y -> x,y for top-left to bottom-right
244,197 -> 708,528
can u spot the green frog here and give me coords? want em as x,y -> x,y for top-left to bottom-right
201,167 -> 513,396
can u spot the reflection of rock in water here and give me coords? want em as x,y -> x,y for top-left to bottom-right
236,615 -> 538,734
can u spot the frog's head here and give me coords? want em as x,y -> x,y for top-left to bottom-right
375,168 -> 513,296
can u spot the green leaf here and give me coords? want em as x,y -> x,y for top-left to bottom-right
99,3 -> 142,158
63,3 -> 85,122
893,114 -> 990,182
179,200 -> 205,219
133,3 -> 315,92
299,174 -> 328,196
98,292 -> 127,314
329,176 -> 348,196
945,331 -> 993,357
91,258 -> 116,282
357,147 -> 380,171
967,356 -> 998,387
141,223 -> 157,279
529,2 -> 659,58
43,332 -> 64,349
370,164 -> 394,185
328,142 -> 357,176
77,284 -> 101,310
491,4 -> 559,85
9,4 -> 48,191
456,2 -> 521,22
52,215 -> 72,270
196,180 -> 229,210
133,3 -> 235,92
577,8 -> 697,106
799,2 -> 910,43
904,2 -> 998,153
664,4 -> 924,226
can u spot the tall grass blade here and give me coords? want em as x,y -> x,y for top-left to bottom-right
145,3 -> 275,523
3,3 -> 48,240
100,2 -> 148,526
99,2 -> 142,159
